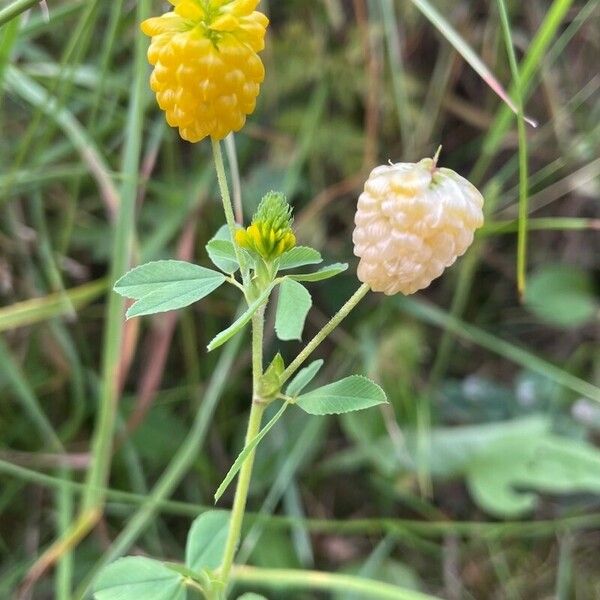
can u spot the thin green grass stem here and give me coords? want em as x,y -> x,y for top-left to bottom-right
481,217 -> 599,235
21,1 -> 150,586
400,297 -> 600,404
471,0 -> 574,183
81,0 -> 150,512
5,459 -> 600,540
496,0 -> 529,298
55,470 -> 73,600
0,0 -> 40,27
224,133 -> 243,223
380,0 -> 414,156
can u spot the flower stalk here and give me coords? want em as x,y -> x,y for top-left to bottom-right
280,283 -> 371,385
218,305 -> 266,588
211,137 -> 250,288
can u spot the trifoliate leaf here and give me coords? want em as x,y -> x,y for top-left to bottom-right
114,261 -> 225,318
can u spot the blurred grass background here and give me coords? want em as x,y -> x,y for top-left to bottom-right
0,0 -> 599,598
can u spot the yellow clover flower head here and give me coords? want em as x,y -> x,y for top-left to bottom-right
235,191 -> 297,261
353,155 -> 484,295
141,0 -> 269,143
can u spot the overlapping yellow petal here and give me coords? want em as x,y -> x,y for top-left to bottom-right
141,0 -> 268,142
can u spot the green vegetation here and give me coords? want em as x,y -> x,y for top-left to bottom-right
0,1 -> 598,598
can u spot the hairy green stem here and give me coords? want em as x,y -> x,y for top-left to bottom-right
212,133 -> 271,595
281,282 -> 370,385
219,401 -> 265,586
251,306 -> 266,386
219,306 -> 267,587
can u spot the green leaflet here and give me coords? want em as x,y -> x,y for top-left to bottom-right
206,239 -> 239,274
285,359 -> 324,397
275,278 -> 312,341
114,260 -> 225,318
185,510 -> 230,572
296,376 -> 387,415
288,262 -> 348,282
94,557 -> 186,600
214,402 -> 289,502
278,246 -> 322,270
207,283 -> 275,351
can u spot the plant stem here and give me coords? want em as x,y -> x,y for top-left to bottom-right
280,282 -> 370,385
224,134 -> 243,223
251,306 -> 266,389
232,565 -> 440,600
219,401 -> 265,584
219,306 -> 267,587
211,137 -> 249,287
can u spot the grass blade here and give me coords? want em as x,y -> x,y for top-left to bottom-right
0,338 -> 62,452
80,0 -> 150,513
473,0 -> 575,182
4,67 -> 119,215
399,297 -> 600,404
496,0 -> 530,297
408,0 -> 536,126
0,0 -> 40,27
0,279 -> 106,332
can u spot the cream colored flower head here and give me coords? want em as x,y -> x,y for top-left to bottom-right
352,156 -> 484,295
